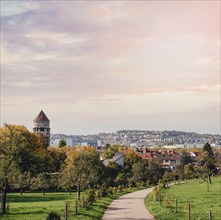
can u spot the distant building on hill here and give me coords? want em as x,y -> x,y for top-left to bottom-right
33,110 -> 50,139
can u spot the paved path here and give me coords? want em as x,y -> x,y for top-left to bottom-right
102,188 -> 154,220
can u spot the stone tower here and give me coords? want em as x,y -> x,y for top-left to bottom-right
33,110 -> 50,139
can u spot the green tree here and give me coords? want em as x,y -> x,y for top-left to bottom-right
0,124 -> 38,214
203,142 -> 213,156
58,139 -> 67,148
102,144 -> 120,159
148,158 -> 164,185
179,151 -> 192,168
48,147 -> 67,172
131,160 -> 148,184
200,142 -> 216,185
30,173 -> 51,195
103,162 -> 123,187
59,165 -> 75,194
11,171 -> 30,195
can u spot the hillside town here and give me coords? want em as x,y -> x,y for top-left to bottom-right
50,130 -> 221,149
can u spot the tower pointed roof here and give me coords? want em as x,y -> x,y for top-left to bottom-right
33,110 -> 50,122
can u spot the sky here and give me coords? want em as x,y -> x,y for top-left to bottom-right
1,0 -> 220,135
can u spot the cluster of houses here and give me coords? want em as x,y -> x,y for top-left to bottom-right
140,149 -> 181,170
103,148 -> 200,170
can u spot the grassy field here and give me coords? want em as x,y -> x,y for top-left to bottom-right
145,176 -> 221,220
0,188 -> 141,220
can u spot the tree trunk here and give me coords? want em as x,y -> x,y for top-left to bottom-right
69,189 -> 71,195
77,184 -> 80,200
20,187 -> 23,196
2,183 -> 7,215
207,175 -> 210,192
0,189 -> 2,213
208,173 -> 212,184
42,188 -> 45,195
206,163 -> 212,184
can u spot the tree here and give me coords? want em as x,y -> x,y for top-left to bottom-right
0,124 -> 55,214
120,147 -> 142,176
0,124 -> 38,214
103,162 -> 123,187
48,147 -> 67,172
59,165 -> 75,194
179,151 -> 192,168
131,160 -> 149,184
30,173 -> 51,195
203,142 -> 213,156
11,171 -> 30,195
201,142 -> 216,184
58,139 -> 67,148
65,146 -> 104,200
148,158 -> 164,185
102,144 -> 121,160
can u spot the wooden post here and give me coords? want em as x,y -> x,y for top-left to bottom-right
75,199 -> 78,215
175,198 -> 177,213
65,202 -> 68,220
209,210 -> 212,220
82,196 -> 85,208
188,202 -> 190,220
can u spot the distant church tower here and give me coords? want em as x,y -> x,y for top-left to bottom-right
33,110 -> 50,139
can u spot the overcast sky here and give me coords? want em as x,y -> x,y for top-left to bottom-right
1,1 -> 220,135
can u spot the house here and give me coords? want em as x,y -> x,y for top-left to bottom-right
103,152 -> 124,167
140,149 -> 181,170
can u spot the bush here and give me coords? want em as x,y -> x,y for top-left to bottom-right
100,188 -> 108,197
46,212 -> 61,220
152,187 -> 159,201
85,189 -> 96,205
117,185 -> 123,192
113,187 -> 118,193
108,187 -> 113,195
163,195 -> 171,208
127,183 -> 132,190
95,189 -> 101,199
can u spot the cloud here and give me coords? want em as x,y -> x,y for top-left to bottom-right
1,0 -> 220,134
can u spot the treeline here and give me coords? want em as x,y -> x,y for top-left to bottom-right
0,124 -> 164,215
0,124 -> 220,215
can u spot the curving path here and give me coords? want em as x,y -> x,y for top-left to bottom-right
102,188 -> 154,220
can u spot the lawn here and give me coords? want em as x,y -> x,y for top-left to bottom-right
145,176 -> 221,220
0,188 -> 141,220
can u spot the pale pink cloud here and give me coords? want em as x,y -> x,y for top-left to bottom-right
1,0 -> 220,134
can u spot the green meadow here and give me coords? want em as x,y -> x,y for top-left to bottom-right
0,188 -> 140,220
145,176 -> 221,220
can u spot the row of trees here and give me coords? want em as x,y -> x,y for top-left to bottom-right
0,124 -> 164,215
0,124 -> 220,215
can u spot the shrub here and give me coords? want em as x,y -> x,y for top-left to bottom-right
95,189 -> 101,199
113,187 -> 118,193
108,187 -> 113,195
46,212 -> 61,220
100,188 -> 108,197
163,195 -> 171,208
117,185 -> 123,192
85,189 -> 96,205
136,181 -> 142,187
128,183 -> 132,190
152,187 -> 159,201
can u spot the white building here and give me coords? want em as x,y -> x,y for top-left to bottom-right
103,152 -> 124,167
